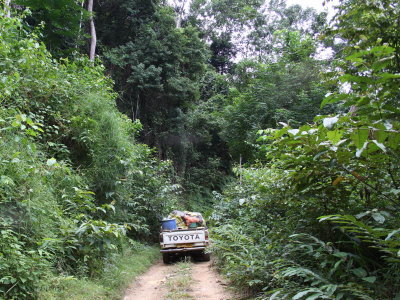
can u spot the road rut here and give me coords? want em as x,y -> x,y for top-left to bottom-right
123,260 -> 234,300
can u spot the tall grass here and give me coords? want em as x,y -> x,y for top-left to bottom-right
39,242 -> 160,300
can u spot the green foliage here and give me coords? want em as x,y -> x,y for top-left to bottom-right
98,3 -> 207,120
190,0 -> 264,33
189,0 -> 326,59
211,1 -> 400,299
268,234 -> 377,300
221,52 -> 329,161
15,0 -> 88,57
0,229 -> 51,298
182,76 -> 231,194
319,214 -> 400,264
39,241 -> 160,300
0,13 -> 178,298
3,0 -> 400,299
91,0 -> 330,198
211,164 -> 399,299
209,33 -> 237,74
95,2 -> 211,189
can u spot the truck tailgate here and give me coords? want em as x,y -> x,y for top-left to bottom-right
163,230 -> 205,245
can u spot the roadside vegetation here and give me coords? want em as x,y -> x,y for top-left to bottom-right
39,242 -> 159,300
210,1 -> 400,299
0,12 -> 174,299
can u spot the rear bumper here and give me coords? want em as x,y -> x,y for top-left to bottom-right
160,246 -> 205,253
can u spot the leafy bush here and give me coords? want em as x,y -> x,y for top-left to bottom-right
211,1 -> 400,298
211,164 -> 400,299
0,13 -> 177,298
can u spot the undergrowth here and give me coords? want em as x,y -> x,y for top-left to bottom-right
0,13 -> 176,298
39,241 -> 160,300
210,1 -> 400,297
165,260 -> 194,300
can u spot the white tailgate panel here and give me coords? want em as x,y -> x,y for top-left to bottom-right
163,231 -> 205,245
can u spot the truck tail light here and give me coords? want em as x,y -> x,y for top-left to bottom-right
159,233 -> 163,243
205,230 -> 209,240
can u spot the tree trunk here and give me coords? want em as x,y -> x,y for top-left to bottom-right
5,0 -> 11,17
171,0 -> 187,28
87,0 -> 97,61
76,0 -> 85,48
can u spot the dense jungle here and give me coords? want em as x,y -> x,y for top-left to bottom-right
0,0 -> 399,299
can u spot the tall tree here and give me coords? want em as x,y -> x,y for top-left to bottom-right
4,0 -> 11,17
209,33 -> 237,74
169,0 -> 188,27
95,1 -> 208,171
220,30 -> 331,161
87,0 -> 97,60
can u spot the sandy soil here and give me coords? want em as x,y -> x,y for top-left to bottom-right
123,260 -> 234,300
190,261 -> 234,300
123,261 -> 174,300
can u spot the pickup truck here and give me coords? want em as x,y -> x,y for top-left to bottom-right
160,221 -> 210,264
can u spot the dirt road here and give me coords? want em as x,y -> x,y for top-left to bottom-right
123,260 -> 234,300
